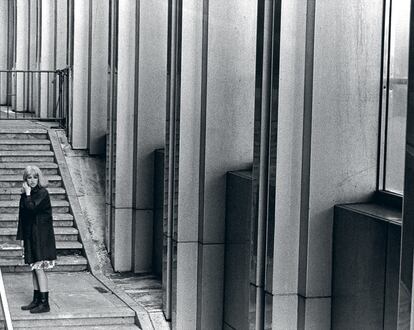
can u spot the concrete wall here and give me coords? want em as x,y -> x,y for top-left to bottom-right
14,0 -> 29,112
56,0 -> 68,69
39,0 -> 55,117
174,1 -> 257,328
272,0 -> 383,328
308,0 -> 382,294
110,0 -> 137,271
0,1 -> 8,104
271,0 -> 307,327
89,0 -> 109,155
105,0 -> 168,273
72,0 -> 108,154
2,1 -> 389,327
131,0 -> 168,273
72,0 -> 90,149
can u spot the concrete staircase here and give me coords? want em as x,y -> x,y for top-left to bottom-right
0,124 -> 140,329
0,127 -> 87,272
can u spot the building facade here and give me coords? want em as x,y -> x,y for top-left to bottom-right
1,0 -> 414,329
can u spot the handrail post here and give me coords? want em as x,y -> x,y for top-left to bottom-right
0,268 -> 13,330
0,68 -> 70,128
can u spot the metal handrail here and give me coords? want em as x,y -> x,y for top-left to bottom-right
0,69 -> 59,73
0,67 -> 70,132
0,268 -> 13,330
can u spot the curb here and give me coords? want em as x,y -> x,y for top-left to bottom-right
48,128 -> 156,330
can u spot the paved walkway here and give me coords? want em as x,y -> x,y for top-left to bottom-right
3,271 -> 139,329
57,130 -> 170,329
0,120 -> 170,329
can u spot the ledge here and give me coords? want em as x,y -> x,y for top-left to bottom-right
335,202 -> 402,226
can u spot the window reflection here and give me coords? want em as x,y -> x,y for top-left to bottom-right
384,0 -> 410,194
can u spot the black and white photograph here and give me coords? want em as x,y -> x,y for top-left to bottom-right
0,0 -> 412,329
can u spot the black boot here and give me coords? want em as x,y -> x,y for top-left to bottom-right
30,292 -> 50,313
21,290 -> 40,310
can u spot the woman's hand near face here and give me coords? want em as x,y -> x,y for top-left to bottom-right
22,182 -> 31,195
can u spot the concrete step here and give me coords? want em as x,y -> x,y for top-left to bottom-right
0,162 -> 59,175
0,227 -> 79,242
0,213 -> 74,228
2,272 -> 138,328
0,199 -> 69,213
0,242 -> 22,257
0,255 -> 88,272
0,175 -> 62,188
4,307 -> 136,330
0,241 -> 83,257
0,151 -> 54,163
55,240 -> 84,252
34,325 -> 140,330
0,139 -> 51,151
2,308 -> 135,328
0,128 -> 48,140
0,187 -> 66,200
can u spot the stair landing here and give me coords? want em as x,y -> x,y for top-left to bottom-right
0,121 -> 87,271
1,272 -> 139,329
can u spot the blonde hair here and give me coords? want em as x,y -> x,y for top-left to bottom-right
23,165 -> 48,188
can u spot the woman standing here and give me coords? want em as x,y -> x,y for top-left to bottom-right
16,165 -> 56,314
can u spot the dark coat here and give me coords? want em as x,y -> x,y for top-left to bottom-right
16,186 -> 57,264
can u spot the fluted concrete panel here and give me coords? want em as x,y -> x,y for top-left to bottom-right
177,0 -> 204,242
108,0 -> 137,272
40,0 -> 56,71
304,298 -> 331,330
89,0 -> 109,155
272,0 -> 307,296
114,0 -> 136,209
307,0 -> 382,297
0,1 -> 7,104
72,0 -> 90,149
134,0 -> 168,208
130,0 -> 168,273
198,244 -> 225,330
133,210 -> 153,273
15,0 -> 29,112
175,0 -> 257,328
112,208 -> 133,271
56,0 -> 68,69
29,0 -> 39,113
40,0 -> 56,117
271,0 -> 382,328
176,242 -> 198,330
28,0 -> 37,70
202,0 -> 256,244
272,295 -> 299,330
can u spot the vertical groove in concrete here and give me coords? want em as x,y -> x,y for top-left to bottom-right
298,0 -> 316,305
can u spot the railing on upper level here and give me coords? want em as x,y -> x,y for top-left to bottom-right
0,68 -> 70,133
0,268 -> 13,330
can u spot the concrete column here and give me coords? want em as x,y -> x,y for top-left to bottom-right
270,1 -> 307,327
15,0 -> 29,111
271,0 -> 383,328
28,0 -> 38,112
132,0 -> 168,272
0,1 -> 8,104
110,0 -> 137,271
175,1 -> 256,328
28,0 -> 37,70
89,0 -> 109,155
72,0 -> 90,149
56,0 -> 68,69
39,0 -> 56,118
